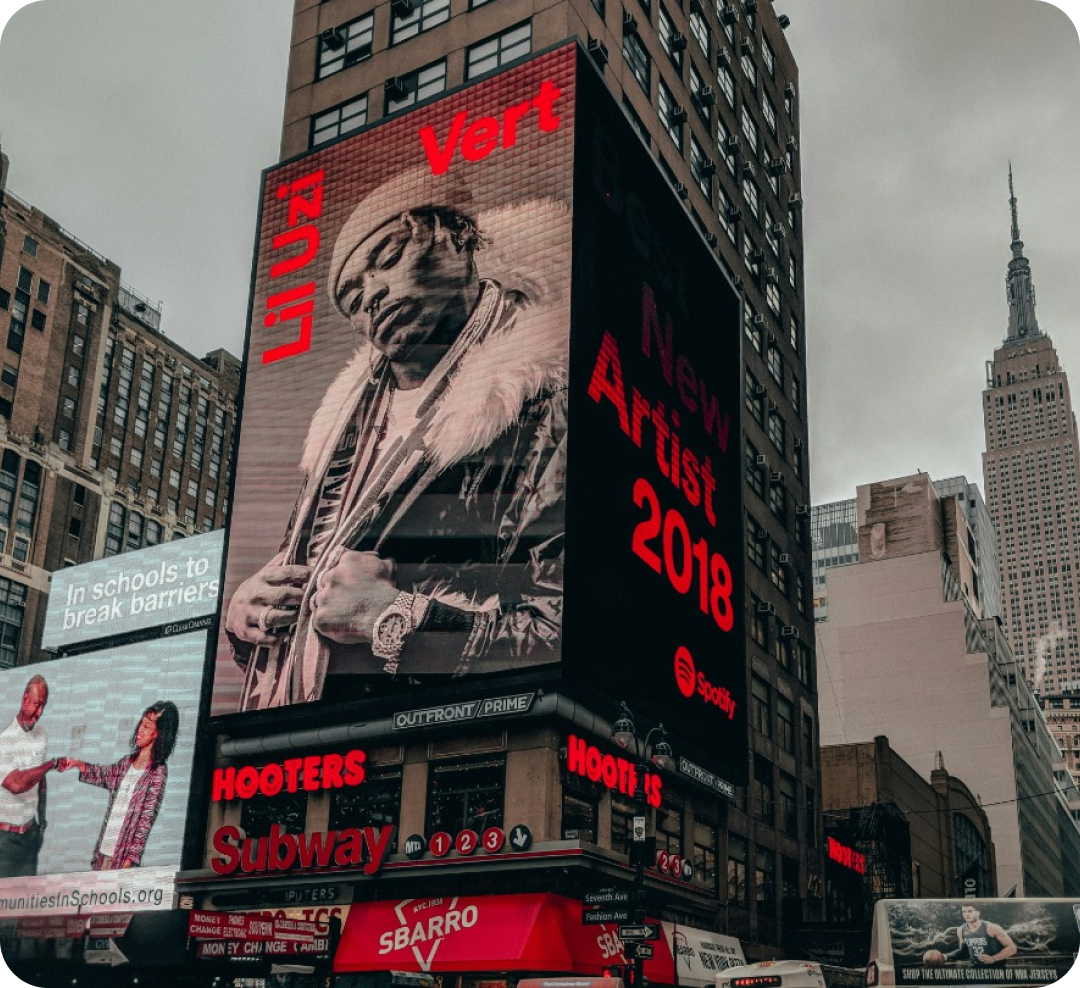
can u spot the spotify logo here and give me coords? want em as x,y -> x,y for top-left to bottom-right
674,646 -> 696,698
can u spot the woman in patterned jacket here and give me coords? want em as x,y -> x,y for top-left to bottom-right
57,701 -> 178,870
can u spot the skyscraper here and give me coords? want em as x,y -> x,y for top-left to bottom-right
981,168 -> 1080,697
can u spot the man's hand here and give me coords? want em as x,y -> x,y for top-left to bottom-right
310,549 -> 400,645
55,757 -> 84,773
225,553 -> 311,647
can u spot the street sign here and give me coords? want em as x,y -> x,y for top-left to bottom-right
508,824 -> 533,851
628,942 -> 654,960
632,816 -> 646,841
582,908 -> 631,924
584,889 -> 631,906
618,924 -> 660,941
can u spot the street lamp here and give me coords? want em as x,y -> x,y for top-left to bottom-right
611,702 -> 674,988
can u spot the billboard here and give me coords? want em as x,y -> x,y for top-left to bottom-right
564,50 -> 746,779
41,530 -> 224,651
867,898 -> 1080,986
213,45 -> 576,715
213,44 -> 744,780
0,632 -> 205,917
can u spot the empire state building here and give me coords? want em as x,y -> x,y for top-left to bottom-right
982,168 -> 1080,695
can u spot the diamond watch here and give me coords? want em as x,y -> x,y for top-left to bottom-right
371,591 -> 415,672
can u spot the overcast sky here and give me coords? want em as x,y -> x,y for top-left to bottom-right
0,0 -> 1077,507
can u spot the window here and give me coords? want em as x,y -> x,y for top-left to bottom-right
752,754 -> 773,825
761,35 -> 775,76
104,501 -> 125,557
694,819 -> 719,890
779,772 -> 797,836
466,21 -> 531,79
740,103 -> 759,154
0,578 -> 27,669
390,0 -> 449,46
169,468 -> 180,489
796,572 -> 807,616
768,477 -> 786,521
788,252 -> 799,291
241,788 -> 308,840
655,799 -> 684,856
7,290 -> 27,353
747,516 -> 765,570
767,343 -> 783,384
744,305 -> 762,353
777,695 -> 795,753
690,136 -> 712,200
756,845 -> 776,908
657,79 -> 683,151
150,458 -> 162,479
802,713 -> 815,767
766,279 -> 780,316
68,516 -> 82,540
109,437 -> 123,458
562,776 -> 599,842
36,281 -> 50,305
30,310 -> 45,331
762,92 -> 777,134
659,6 -> 682,69
205,488 -> 216,508
716,63 -> 735,107
689,64 -> 710,121
623,38 -> 648,100
21,236 -> 38,258
1,366 -> 16,389
789,315 -> 800,353
718,186 -> 737,242
592,0 -> 605,17
740,46 -> 756,90
330,766 -> 402,847
386,59 -> 447,114
312,96 -> 368,146
727,835 -> 748,906
769,542 -> 788,594
15,461 -> 40,541
187,479 -> 199,498
796,640 -> 813,689
744,369 -> 763,425
427,757 -> 505,833
768,409 -> 785,453
0,451 -> 16,532
746,442 -> 764,496
130,447 -> 143,469
717,115 -> 737,175
742,174 -> 760,219
318,14 -> 374,78
67,365 -> 80,388
752,676 -> 772,739
750,594 -> 768,648
689,9 -> 709,54
790,374 -> 801,415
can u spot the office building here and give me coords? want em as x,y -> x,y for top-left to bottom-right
815,472 -> 1080,898
981,168 -> 1080,697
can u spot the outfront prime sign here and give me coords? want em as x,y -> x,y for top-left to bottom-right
214,43 -> 746,783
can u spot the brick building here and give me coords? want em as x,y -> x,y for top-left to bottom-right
0,152 -> 239,667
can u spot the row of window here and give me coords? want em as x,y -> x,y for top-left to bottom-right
311,15 -> 532,147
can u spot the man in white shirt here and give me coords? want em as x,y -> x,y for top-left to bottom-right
0,675 -> 56,877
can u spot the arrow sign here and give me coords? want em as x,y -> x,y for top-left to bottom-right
634,943 -> 654,959
618,924 -> 660,941
508,824 -> 533,850
585,889 -> 631,906
84,938 -> 129,966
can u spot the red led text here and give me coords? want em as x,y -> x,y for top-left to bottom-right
210,823 -> 395,876
827,837 -> 866,875
566,734 -> 662,808
212,750 -> 366,802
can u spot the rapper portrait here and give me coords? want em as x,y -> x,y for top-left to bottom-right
225,166 -> 570,711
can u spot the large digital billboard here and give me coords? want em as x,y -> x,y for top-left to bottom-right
213,46 -> 576,715
0,633 -> 205,917
563,56 -> 746,780
213,44 -> 745,781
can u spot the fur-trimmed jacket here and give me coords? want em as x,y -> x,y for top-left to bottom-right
235,278 -> 568,710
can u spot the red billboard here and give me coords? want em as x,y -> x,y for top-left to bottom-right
214,47 -> 576,715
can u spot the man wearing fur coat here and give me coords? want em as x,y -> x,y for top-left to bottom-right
225,167 -> 569,711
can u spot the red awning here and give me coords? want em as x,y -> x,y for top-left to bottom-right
336,893 -> 676,980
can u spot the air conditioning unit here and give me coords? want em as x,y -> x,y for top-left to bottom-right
780,625 -> 799,639
740,38 -> 753,56
587,37 -> 609,65
753,312 -> 766,326
385,77 -> 408,98
756,601 -> 776,615
726,204 -> 742,220
795,504 -> 810,516
793,437 -> 804,449
742,162 -> 756,179
623,12 -> 639,33
700,158 -> 717,177
720,2 -> 738,22
744,0 -> 758,12
391,0 -> 415,13
672,105 -> 688,124
789,193 -> 803,209
699,85 -> 716,106
768,399 -> 780,413
723,134 -> 740,153
690,0 -> 704,15
320,26 -> 346,50
770,471 -> 783,484
717,49 -> 730,68
674,182 -> 689,200
784,82 -> 796,97
752,383 -> 767,397
671,31 -> 688,52
785,135 -> 798,152
705,232 -> 718,247
769,158 -> 786,175
751,248 -> 766,264
770,222 -> 784,237
755,454 -> 769,467
766,267 -> 778,284
779,553 -> 792,565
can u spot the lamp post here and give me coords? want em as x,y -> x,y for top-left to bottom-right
611,702 -> 675,988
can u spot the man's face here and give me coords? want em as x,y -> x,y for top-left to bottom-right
962,906 -> 980,924
17,683 -> 47,731
335,211 -> 475,365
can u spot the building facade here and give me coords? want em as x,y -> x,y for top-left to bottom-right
178,1 -> 820,980
981,169 -> 1080,698
815,472 -> 1080,898
0,155 -> 239,668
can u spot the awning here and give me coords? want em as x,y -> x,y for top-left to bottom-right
337,894 -> 678,978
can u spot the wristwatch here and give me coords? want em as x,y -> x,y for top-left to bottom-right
371,591 -> 416,671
